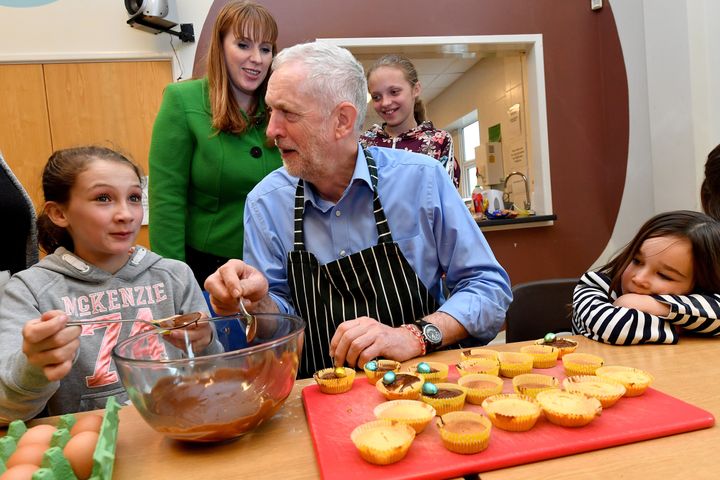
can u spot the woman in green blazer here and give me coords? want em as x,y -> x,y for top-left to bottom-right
149,1 -> 282,286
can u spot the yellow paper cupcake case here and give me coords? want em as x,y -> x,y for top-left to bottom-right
520,344 -> 559,369
350,419 -> 416,465
562,353 -> 604,376
563,375 -> 626,407
481,394 -> 541,432
497,352 -> 534,378
412,361 -> 449,383
457,374 -> 504,405
363,359 -> 401,385
373,400 -> 436,434
436,411 -> 493,455
456,358 -> 500,377
535,390 -> 602,427
313,367 -> 356,394
420,383 -> 467,415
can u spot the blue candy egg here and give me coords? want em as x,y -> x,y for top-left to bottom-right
417,362 -> 431,374
422,382 -> 438,395
382,371 -> 396,385
365,360 -> 378,371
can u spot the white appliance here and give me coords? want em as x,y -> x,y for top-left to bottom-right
486,142 -> 505,184
483,189 -> 505,212
125,0 -> 178,34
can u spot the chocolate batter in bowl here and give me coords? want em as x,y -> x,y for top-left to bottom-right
112,314 -> 305,442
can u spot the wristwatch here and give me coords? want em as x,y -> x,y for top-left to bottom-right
414,319 -> 443,353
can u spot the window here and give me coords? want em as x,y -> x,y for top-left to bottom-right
460,120 -> 480,197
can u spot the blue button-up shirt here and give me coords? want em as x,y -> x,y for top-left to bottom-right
243,145 -> 512,343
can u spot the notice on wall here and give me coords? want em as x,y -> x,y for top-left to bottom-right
507,103 -> 522,138
507,138 -> 527,169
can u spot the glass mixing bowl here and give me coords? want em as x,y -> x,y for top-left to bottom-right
112,313 -> 305,442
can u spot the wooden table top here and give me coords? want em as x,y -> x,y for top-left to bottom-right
6,336 -> 718,479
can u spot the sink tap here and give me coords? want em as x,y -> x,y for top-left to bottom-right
503,171 -> 531,210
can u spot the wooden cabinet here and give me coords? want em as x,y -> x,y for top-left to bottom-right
0,60 -> 172,249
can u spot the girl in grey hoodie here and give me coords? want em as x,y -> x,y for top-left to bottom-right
0,146 -> 211,423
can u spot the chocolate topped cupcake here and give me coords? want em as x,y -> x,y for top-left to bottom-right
420,382 -> 467,415
376,372 -> 424,400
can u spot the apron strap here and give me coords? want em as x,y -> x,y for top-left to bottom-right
293,148 -> 394,251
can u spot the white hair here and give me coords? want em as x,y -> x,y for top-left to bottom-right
272,41 -> 367,132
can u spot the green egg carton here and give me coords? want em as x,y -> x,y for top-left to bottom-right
0,397 -> 121,480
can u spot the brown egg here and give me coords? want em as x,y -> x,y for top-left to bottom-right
16,424 -> 56,448
70,414 -> 104,436
5,445 -> 46,468
63,430 -> 99,480
0,464 -> 40,480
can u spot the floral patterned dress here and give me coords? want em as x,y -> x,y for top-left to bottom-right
360,121 -> 461,188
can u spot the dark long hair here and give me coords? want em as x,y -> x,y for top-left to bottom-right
599,210 -> 720,296
37,146 -> 143,254
701,144 -> 720,220
366,54 -> 426,124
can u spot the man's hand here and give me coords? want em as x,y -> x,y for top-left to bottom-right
204,259 -> 270,315
329,317 -> 423,369
614,293 -> 671,317
22,310 -> 81,382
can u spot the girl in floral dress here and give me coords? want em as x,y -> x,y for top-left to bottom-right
360,54 -> 460,188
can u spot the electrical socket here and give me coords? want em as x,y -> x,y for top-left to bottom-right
591,0 -> 603,10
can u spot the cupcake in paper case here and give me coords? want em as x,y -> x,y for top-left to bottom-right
457,373 -> 504,405
512,373 -> 560,398
436,411 -> 493,455
363,359 -> 401,385
520,344 -> 559,369
595,365 -> 654,397
313,367 -> 356,394
350,419 -> 416,465
497,352 -> 534,378
562,375 -> 627,408
456,357 -> 500,377
460,348 -> 499,362
376,372 -> 424,400
535,333 -> 578,358
481,394 -> 541,432
420,382 -> 467,415
535,390 -> 602,427
411,361 -> 449,383
562,352 -> 604,376
373,399 -> 436,434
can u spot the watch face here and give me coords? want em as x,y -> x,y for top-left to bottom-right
423,324 -> 443,344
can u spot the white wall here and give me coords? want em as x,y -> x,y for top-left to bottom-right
594,0 -> 720,267
0,0 -> 212,80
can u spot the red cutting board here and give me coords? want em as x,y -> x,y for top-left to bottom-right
302,364 -> 715,479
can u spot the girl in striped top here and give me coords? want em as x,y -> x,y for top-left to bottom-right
572,210 -> 720,344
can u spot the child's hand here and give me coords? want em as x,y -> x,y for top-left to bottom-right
164,313 -> 214,353
21,310 -> 81,382
614,293 -> 671,317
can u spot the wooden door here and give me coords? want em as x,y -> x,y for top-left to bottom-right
1,60 -> 172,249
0,64 -> 54,211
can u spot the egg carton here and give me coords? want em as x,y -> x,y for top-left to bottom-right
0,397 -> 120,480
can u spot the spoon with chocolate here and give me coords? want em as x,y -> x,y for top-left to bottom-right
66,311 -> 203,331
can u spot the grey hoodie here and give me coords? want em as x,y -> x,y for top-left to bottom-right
0,246 -> 209,423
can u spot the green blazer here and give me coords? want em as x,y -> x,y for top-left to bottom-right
148,78 -> 282,261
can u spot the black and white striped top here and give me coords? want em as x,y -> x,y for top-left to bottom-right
572,271 -> 720,344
